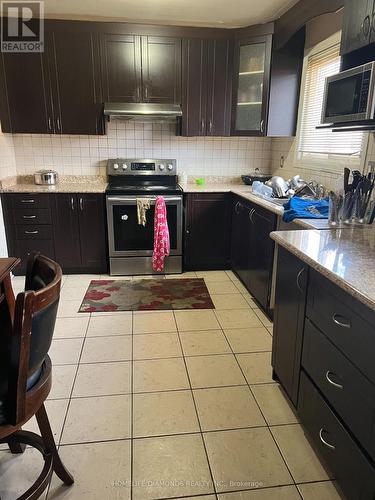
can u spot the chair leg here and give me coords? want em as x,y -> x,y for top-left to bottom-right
36,404 -> 74,486
8,440 -> 26,454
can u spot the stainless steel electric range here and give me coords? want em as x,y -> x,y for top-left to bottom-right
105,158 -> 183,276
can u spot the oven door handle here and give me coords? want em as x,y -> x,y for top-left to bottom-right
106,196 -> 182,203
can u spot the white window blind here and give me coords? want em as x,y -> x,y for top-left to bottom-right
298,43 -> 364,162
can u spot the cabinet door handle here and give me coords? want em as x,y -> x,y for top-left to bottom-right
70,197 -> 75,211
22,215 -> 36,219
361,14 -> 371,37
48,117 -> 52,132
209,120 -> 213,134
79,197 -> 84,211
234,201 -> 241,215
319,428 -> 335,451
260,119 -> 264,133
325,371 -> 344,390
200,118 -> 205,135
145,84 -> 150,101
56,116 -> 61,133
25,230 -> 38,235
296,268 -> 305,293
248,208 -> 255,223
136,87 -> 141,102
21,199 -> 35,203
332,313 -> 351,329
186,229 -> 190,235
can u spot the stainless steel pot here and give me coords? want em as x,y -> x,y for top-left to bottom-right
34,169 -> 58,185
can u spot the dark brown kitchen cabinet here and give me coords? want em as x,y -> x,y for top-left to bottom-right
52,194 -> 107,273
49,30 -> 104,134
101,33 -> 181,104
0,51 -> 52,133
0,30 -> 104,134
182,38 -> 232,136
340,0 -> 375,55
184,193 -> 231,270
230,195 -> 276,313
272,246 -> 308,406
231,35 -> 272,136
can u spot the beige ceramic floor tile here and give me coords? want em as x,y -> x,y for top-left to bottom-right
253,308 -> 273,328
133,358 -> 189,393
133,390 -> 200,437
133,434 -> 214,499
57,300 -> 89,318
270,424 -> 332,483
231,279 -> 249,294
211,294 -> 250,310
206,281 -> 239,295
87,313 -> 132,336
224,327 -> 272,353
297,481 -> 342,500
174,310 -> 220,331
53,317 -> 89,339
61,395 -> 131,444
63,274 -> 102,286
218,485 -> 301,499
24,399 -> 69,444
60,285 -> 91,301
267,327 -> 273,336
225,270 -> 238,280
194,386 -> 265,431
165,272 -> 197,279
237,352 -> 274,384
80,335 -> 132,363
180,330 -> 231,356
186,354 -> 246,388
48,365 -> 77,400
133,333 -> 182,360
0,448 -> 47,500
204,427 -> 293,493
196,271 -> 231,282
48,440 -> 131,500
133,311 -> 177,334
72,361 -> 131,397
215,309 -> 262,329
49,338 -> 84,365
243,294 -> 259,308
251,384 -> 299,425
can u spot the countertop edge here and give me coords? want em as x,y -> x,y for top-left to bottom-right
270,230 -> 375,312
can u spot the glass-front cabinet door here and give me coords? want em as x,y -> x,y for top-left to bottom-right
231,36 -> 271,136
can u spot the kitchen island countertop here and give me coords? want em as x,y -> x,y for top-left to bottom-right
271,227 -> 375,311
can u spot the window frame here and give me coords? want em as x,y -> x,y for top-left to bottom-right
294,31 -> 368,172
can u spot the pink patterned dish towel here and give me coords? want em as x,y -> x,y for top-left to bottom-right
152,196 -> 170,272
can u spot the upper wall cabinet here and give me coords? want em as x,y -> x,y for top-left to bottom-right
341,0 -> 375,55
101,34 -> 181,104
231,35 -> 272,136
0,29 -> 104,134
231,28 -> 305,137
182,38 -> 233,136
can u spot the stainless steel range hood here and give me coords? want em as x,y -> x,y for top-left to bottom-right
104,102 -> 182,121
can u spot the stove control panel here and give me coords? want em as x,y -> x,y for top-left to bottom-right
107,159 -> 177,176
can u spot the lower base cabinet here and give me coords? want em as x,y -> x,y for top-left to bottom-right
184,193 -> 231,270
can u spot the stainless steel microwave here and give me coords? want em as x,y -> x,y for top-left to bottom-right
321,62 -> 375,125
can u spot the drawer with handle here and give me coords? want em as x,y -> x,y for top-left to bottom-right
302,319 -> 375,461
307,269 -> 375,385
13,208 -> 52,225
15,225 -> 53,240
298,371 -> 375,500
10,193 -> 51,209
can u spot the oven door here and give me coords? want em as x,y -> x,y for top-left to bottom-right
106,196 -> 182,257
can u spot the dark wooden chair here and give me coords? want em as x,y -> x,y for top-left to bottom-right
0,253 -> 74,499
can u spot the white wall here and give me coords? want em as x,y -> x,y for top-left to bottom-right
0,123 -> 16,257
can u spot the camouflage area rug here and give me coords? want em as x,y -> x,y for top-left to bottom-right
79,278 -> 214,312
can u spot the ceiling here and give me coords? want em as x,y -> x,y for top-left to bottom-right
42,0 -> 300,28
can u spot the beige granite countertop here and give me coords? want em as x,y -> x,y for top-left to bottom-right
271,228 -> 375,311
0,175 -> 107,193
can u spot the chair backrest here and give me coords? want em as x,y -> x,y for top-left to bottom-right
6,253 -> 62,425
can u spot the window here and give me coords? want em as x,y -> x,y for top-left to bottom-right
297,34 -> 365,168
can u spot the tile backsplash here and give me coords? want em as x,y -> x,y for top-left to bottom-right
10,121 -> 272,178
